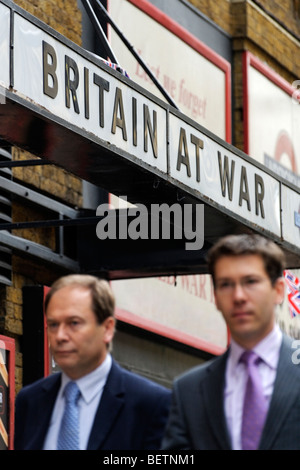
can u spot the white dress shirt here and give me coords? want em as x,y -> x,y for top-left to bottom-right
43,353 -> 112,450
224,325 -> 282,450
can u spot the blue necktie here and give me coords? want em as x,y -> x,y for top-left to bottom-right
57,381 -> 81,450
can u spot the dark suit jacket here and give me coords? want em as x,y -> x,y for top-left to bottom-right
14,359 -> 171,450
162,334 -> 300,450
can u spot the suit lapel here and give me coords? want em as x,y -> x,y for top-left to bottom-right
259,335 -> 300,449
87,361 -> 125,450
28,374 -> 61,449
201,351 -> 232,450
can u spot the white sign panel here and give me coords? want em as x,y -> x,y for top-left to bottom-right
0,3 -> 10,89
245,52 -> 300,185
169,113 -> 281,236
281,185 -> 300,246
13,13 -> 168,173
108,0 -> 231,142
113,275 -> 228,353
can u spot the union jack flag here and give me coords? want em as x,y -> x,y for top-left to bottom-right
284,270 -> 300,317
99,58 -> 130,78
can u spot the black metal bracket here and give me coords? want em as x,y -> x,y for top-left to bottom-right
0,159 -> 50,168
81,0 -> 119,64
81,0 -> 179,109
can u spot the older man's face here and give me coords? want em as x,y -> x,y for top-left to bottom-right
46,285 -> 115,379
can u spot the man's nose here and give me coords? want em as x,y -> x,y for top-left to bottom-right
56,324 -> 69,340
232,282 -> 246,300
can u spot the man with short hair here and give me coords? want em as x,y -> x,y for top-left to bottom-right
162,234 -> 300,450
14,274 -> 171,450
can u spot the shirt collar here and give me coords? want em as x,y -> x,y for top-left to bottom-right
61,353 -> 112,404
228,324 -> 282,370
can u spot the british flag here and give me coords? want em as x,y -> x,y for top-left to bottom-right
99,57 -> 130,78
284,270 -> 300,317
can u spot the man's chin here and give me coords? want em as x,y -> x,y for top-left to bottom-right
231,326 -> 257,342
53,354 -> 76,371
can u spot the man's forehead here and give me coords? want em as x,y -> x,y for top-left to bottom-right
51,284 -> 91,298
46,285 -> 93,312
214,254 -> 266,274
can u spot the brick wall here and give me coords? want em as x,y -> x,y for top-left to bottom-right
14,0 -> 82,44
188,0 -> 231,33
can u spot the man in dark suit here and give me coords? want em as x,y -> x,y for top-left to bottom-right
162,234 -> 300,450
14,274 -> 171,450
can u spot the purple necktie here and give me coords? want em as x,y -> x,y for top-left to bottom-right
240,350 -> 268,450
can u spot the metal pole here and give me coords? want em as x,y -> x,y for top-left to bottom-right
81,0 -> 120,64
91,0 -> 179,109
0,160 -> 50,168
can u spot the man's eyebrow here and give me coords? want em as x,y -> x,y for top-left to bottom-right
215,274 -> 262,281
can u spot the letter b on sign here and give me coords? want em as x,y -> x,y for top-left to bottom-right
43,41 -> 58,99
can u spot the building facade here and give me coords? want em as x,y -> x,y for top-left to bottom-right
0,0 -> 299,449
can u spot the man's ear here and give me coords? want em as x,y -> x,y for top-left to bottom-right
274,277 -> 285,305
103,316 -> 116,344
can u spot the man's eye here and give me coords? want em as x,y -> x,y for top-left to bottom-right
218,281 -> 232,289
245,278 -> 259,285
